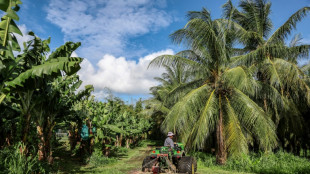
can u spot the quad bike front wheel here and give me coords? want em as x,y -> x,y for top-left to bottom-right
177,156 -> 197,174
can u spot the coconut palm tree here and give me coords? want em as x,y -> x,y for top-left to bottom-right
223,0 -> 310,105
143,63 -> 192,138
145,63 -> 192,116
149,9 -> 277,164
223,0 -> 310,57
223,0 -> 310,153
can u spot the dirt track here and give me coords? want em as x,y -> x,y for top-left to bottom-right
128,145 -> 152,174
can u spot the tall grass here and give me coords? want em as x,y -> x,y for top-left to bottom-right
195,151 -> 310,174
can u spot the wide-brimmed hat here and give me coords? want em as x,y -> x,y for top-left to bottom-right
167,132 -> 175,137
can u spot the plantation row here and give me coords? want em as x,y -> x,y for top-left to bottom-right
0,0 -> 310,173
0,0 -> 152,173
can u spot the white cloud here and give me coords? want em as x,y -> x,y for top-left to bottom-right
78,49 -> 174,97
15,24 -> 34,52
71,51 -> 78,58
46,0 -> 172,60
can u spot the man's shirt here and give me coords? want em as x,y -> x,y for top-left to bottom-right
164,137 -> 174,148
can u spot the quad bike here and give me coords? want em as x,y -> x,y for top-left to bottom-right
142,143 -> 197,174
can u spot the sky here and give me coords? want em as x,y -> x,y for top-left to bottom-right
14,0 -> 310,103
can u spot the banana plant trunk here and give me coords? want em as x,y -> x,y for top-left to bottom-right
129,138 -> 133,145
103,138 -> 111,156
88,121 -> 93,154
216,102 -> 227,165
115,135 -> 119,147
119,133 -> 123,147
22,113 -> 31,143
37,126 -> 45,161
69,123 -> 79,152
126,139 -> 129,148
45,120 -> 55,164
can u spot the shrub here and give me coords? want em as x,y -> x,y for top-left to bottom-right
109,146 -> 128,157
192,151 -> 217,167
88,149 -> 117,167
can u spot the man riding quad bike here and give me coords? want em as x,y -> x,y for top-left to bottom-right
142,132 -> 197,174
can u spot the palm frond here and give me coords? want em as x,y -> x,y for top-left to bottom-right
164,78 -> 204,106
260,58 -> 284,91
301,62 -> 310,74
273,58 -> 310,105
267,7 -> 310,44
224,96 -> 248,156
154,77 -> 170,86
289,33 -> 302,47
230,44 -> 289,66
148,54 -> 200,69
231,48 -> 249,56
222,66 -> 258,96
172,19 -> 226,64
217,18 -> 264,46
222,0 -> 237,19
176,50 -> 209,66
256,81 -> 288,112
230,88 -> 278,151
142,99 -> 170,116
187,7 -> 211,22
287,44 -> 310,63
161,84 -> 213,146
184,89 -> 218,149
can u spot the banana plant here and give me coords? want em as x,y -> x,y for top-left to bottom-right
0,0 -> 23,56
0,0 -> 23,103
2,35 -> 84,144
34,75 -> 90,162
71,96 -> 152,155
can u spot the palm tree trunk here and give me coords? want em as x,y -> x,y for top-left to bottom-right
216,100 -> 227,165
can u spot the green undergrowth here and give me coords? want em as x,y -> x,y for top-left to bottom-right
54,139 -> 154,174
0,142 -> 48,174
195,151 -> 310,174
87,149 -> 120,167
